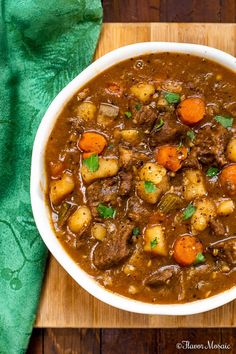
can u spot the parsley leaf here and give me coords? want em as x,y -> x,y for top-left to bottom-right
195,252 -> 206,264
206,166 -> 219,178
150,238 -> 158,249
144,181 -> 157,193
97,203 -> 116,219
135,103 -> 142,111
187,130 -> 196,141
124,111 -> 132,119
154,118 -> 164,131
214,115 -> 233,128
165,92 -> 181,104
183,203 -> 196,220
132,227 -> 140,236
83,154 -> 99,172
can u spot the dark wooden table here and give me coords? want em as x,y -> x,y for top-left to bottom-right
27,1 -> 236,353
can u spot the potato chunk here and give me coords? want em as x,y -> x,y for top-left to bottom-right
217,199 -> 235,216
136,175 -> 169,204
68,206 -> 92,235
136,181 -> 162,204
183,169 -> 207,201
81,157 -> 119,184
119,147 -> 133,167
144,225 -> 168,256
91,223 -> 107,241
191,197 -> 216,234
130,83 -> 155,102
227,138 -> 236,162
139,163 -> 166,185
49,173 -> 75,205
137,163 -> 168,204
120,129 -> 140,144
76,102 -> 96,121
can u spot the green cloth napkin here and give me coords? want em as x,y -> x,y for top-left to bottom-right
0,1 -> 102,353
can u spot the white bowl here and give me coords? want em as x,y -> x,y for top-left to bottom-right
31,42 -> 236,315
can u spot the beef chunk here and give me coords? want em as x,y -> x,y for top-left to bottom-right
93,220 -> 135,269
87,178 -> 119,205
127,196 -> 151,222
189,124 -> 230,166
131,104 -> 157,129
144,265 -> 180,287
87,178 -> 120,218
209,237 -> 236,265
209,218 -> 226,237
119,146 -> 150,168
119,171 -> 133,196
182,154 -> 200,169
149,112 -> 188,147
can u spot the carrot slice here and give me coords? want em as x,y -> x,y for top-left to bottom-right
155,145 -> 188,172
219,164 -> 236,196
78,132 -> 107,156
82,151 -> 97,159
177,98 -> 205,125
173,235 -> 203,266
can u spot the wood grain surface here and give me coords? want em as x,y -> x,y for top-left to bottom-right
35,22 -> 236,328
28,328 -> 236,354
102,0 -> 236,23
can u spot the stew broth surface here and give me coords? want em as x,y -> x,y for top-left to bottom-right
46,53 -> 236,304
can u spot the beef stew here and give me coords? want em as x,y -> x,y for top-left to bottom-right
45,53 -> 236,304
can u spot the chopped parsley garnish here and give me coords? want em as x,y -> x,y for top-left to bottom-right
154,118 -> 164,131
144,181 -> 157,193
132,227 -> 140,236
124,111 -> 132,119
150,238 -> 158,249
206,166 -> 219,178
135,103 -> 142,111
97,203 -> 116,219
187,130 -> 196,141
183,203 -> 196,220
165,92 -> 181,104
83,154 -> 99,172
195,252 -> 206,264
214,115 -> 233,128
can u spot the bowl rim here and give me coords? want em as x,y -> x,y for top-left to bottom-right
31,42 -> 236,315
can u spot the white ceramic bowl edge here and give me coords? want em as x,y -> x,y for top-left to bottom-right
31,42 -> 236,315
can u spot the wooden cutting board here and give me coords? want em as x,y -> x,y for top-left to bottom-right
35,23 -> 236,328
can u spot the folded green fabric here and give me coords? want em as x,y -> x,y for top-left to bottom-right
0,1 -> 102,353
